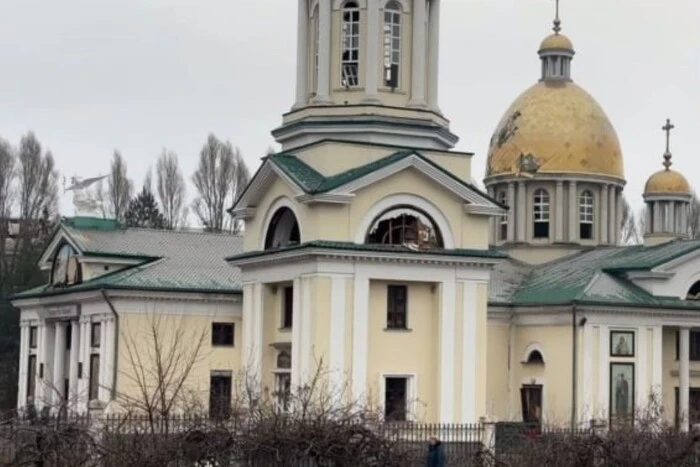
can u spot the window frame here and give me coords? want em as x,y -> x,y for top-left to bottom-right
383,1 -> 402,88
382,374 -> 414,422
211,322 -> 235,347
29,326 -> 37,349
90,322 -> 101,348
386,284 -> 408,330
533,188 -> 550,239
340,1 -> 361,88
209,372 -> 233,419
579,190 -> 594,240
88,353 -> 100,401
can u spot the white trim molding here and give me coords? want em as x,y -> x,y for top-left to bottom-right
521,342 -> 546,364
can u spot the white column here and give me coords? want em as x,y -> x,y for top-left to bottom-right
681,202 -> 688,235
53,322 -> 67,405
103,317 -> 115,400
597,325 -> 609,417
461,281 -> 478,424
329,276 -> 347,403
363,0 -> 380,103
78,317 -> 90,410
252,284 -> 264,379
314,0 -> 332,104
636,328 -> 648,413
438,278 -> 456,423
600,185 -> 609,244
555,181 -> 564,242
68,320 -> 79,406
668,202 -> 676,233
38,322 -> 55,407
507,182 -> 515,242
651,326 -> 663,397
300,277 -> 313,382
17,322 -> 29,408
652,202 -> 661,233
291,278 -> 303,388
427,0 -> 441,111
293,0 -> 310,109
351,275 -> 370,405
517,181 -> 526,242
582,323 -> 593,424
616,189 -> 623,242
679,327 -> 690,432
608,185 -> 616,245
408,0 -> 427,107
568,181 -> 578,242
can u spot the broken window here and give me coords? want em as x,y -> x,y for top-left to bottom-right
365,207 -> 443,248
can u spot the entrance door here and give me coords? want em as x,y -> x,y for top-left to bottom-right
520,385 -> 543,424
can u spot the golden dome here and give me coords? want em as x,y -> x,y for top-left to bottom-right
644,169 -> 691,195
539,33 -> 574,52
486,81 -> 624,179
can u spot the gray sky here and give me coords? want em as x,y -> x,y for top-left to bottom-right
1,0 -> 698,219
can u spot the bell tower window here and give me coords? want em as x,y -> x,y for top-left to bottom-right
365,206 -> 443,249
341,1 -> 360,88
533,189 -> 550,239
579,190 -> 594,240
383,1 -> 402,89
498,190 -> 508,241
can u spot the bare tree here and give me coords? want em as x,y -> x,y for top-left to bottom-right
687,192 -> 700,239
191,134 -> 250,233
156,150 -> 186,230
0,139 -> 15,269
619,195 -> 641,245
106,151 -> 133,223
17,132 -> 58,224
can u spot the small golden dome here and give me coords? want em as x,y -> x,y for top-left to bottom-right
644,169 -> 691,195
539,33 -> 574,52
486,81 -> 624,179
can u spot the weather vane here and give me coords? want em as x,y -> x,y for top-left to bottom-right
662,118 -> 674,170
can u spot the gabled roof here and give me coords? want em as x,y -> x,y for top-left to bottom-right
15,217 -> 243,300
490,240 -> 700,309
232,149 -> 506,213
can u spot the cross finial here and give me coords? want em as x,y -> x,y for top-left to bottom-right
553,0 -> 562,34
662,118 -> 674,170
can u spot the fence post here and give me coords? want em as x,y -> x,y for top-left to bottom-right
480,417 -> 496,459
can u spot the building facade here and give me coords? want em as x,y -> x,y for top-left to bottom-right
11,1 -> 700,431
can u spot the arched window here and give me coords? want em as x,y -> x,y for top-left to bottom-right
533,189 -> 550,239
688,281 -> 700,300
365,206 -> 443,248
51,243 -> 81,286
383,1 -> 402,88
264,207 -> 301,250
579,190 -> 594,240
341,1 -> 360,87
497,190 -> 508,241
526,350 -> 544,364
276,350 -> 292,370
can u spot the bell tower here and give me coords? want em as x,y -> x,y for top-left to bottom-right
273,0 -> 457,151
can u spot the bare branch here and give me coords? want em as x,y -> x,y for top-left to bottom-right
155,150 -> 186,230
106,151 -> 133,223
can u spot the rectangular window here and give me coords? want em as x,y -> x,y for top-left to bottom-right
209,373 -> 232,419
212,323 -> 235,347
26,355 -> 36,402
676,331 -> 700,361
275,373 -> 292,412
89,354 -> 100,400
387,285 -> 407,329
66,323 -> 72,350
282,286 -> 294,329
384,377 -> 408,421
29,326 -> 37,349
341,6 -> 360,87
520,385 -> 543,424
91,323 -> 101,348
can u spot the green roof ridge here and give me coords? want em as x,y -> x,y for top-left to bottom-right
64,217 -> 121,231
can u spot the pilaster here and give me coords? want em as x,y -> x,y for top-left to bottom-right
408,0 -> 427,108
461,281 -> 478,424
679,327 -> 690,432
516,181 -> 526,242
567,180 -> 577,242
68,320 -> 80,405
507,182 -> 515,242
600,185 -> 609,244
293,0 -> 310,108
608,185 -> 616,245
438,278 -> 456,423
362,0 -> 381,103
53,322 -> 67,404
313,0 -> 332,104
555,180 -> 564,242
427,0 -> 441,111
17,322 -> 30,408
98,318 -> 108,401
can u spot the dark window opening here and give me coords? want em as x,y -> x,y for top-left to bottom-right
534,222 -> 549,238
64,379 -> 69,402
384,377 -> 408,422
580,223 -> 593,240
687,281 -> 700,300
387,285 -> 407,329
521,385 -> 543,424
526,350 -> 544,364
341,2 -> 360,87
26,355 -> 36,402
209,374 -> 232,419
89,354 -> 100,401
29,326 -> 37,349
674,387 -> 700,429
66,323 -> 72,350
91,323 -> 101,348
533,189 -> 550,239
366,207 -> 443,248
282,286 -> 294,329
212,323 -> 235,347
277,351 -> 292,370
264,207 -> 300,250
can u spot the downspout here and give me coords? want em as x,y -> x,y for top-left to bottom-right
571,302 -> 578,430
100,289 -> 119,400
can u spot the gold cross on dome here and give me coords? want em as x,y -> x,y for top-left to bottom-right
662,118 -> 675,169
553,0 -> 562,34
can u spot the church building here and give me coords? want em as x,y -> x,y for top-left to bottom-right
11,1 -> 700,431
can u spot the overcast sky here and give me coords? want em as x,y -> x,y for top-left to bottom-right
1,0 -> 698,219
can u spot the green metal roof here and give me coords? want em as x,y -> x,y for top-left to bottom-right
490,240 -> 700,309
227,240 -> 506,262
